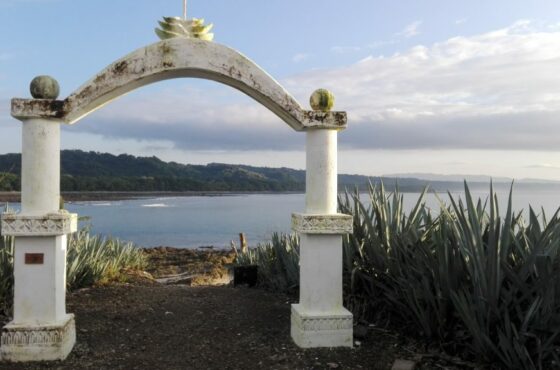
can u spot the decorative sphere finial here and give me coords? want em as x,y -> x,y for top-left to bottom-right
310,88 -> 335,112
30,76 -> 60,99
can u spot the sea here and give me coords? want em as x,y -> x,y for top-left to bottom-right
5,189 -> 560,248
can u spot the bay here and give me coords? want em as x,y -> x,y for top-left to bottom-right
5,189 -> 560,248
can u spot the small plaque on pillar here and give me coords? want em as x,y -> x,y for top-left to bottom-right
25,253 -> 44,265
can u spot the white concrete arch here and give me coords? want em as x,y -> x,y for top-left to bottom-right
11,38 -> 347,130
66,39 -> 307,130
2,37 -> 352,363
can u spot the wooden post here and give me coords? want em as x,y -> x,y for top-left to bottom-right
239,233 -> 247,254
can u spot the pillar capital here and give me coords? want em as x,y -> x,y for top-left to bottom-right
11,99 -> 67,121
301,110 -> 347,131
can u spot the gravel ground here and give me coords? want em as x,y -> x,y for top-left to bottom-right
1,283 -> 432,370
1,248 -> 480,370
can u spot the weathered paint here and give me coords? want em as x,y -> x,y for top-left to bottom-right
10,39 -> 347,131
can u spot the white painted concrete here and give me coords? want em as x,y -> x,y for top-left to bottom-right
305,130 -> 338,214
13,236 -> 67,324
62,39 -> 308,130
1,118 -> 76,362
21,119 -> 60,216
291,304 -> 353,348
291,128 -> 353,348
1,315 -> 75,362
299,234 -> 343,311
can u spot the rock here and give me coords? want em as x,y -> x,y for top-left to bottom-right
391,359 -> 417,370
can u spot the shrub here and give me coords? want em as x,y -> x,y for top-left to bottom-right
237,183 -> 560,369
0,235 -> 13,317
235,233 -> 299,293
66,227 -> 147,289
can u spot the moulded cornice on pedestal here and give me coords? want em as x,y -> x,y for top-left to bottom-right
1,212 -> 78,236
291,213 -> 353,235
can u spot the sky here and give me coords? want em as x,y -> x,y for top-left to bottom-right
2,0 -> 560,180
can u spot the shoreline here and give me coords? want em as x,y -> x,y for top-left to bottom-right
0,190 -> 305,203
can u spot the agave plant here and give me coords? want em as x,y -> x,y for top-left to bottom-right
235,233 -> 299,293
0,201 -> 14,317
443,184 -> 560,369
244,183 -> 560,369
155,17 -> 214,41
67,227 -> 147,290
0,234 -> 14,317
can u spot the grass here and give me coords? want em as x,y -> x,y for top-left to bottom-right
237,183 -> 560,370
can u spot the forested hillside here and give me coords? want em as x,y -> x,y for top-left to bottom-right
1,150 -> 546,193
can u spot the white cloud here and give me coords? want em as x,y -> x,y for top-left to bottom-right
72,85 -> 301,151
283,20 -> 560,151
68,20 -> 560,154
455,18 -> 467,25
525,164 -> 560,170
397,20 -> 422,38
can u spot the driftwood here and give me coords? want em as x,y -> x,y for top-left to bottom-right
239,233 -> 248,254
155,271 -> 199,285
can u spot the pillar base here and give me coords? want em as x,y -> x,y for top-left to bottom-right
0,314 -> 75,362
290,304 -> 353,348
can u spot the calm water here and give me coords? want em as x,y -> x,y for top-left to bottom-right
6,189 -> 560,248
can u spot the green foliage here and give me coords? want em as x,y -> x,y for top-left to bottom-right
0,173 -> 19,191
0,149 -> 482,193
0,150 -> 307,192
66,228 -> 147,289
235,233 -> 299,293
240,183 -> 560,369
0,234 -> 14,317
344,183 -> 560,369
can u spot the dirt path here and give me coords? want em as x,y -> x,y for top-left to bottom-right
3,284 -> 423,370
1,248 -> 475,369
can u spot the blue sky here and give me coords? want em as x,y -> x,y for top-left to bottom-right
2,0 -> 560,179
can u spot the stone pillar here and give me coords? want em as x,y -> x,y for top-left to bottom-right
1,77 -> 78,362
21,119 -> 62,215
291,90 -> 353,348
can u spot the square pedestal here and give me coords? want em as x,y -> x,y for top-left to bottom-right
291,304 -> 353,348
0,314 -> 75,362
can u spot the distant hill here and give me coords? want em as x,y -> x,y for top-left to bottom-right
0,150 -> 559,193
384,172 -> 560,185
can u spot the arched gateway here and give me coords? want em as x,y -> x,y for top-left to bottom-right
1,36 -> 353,362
